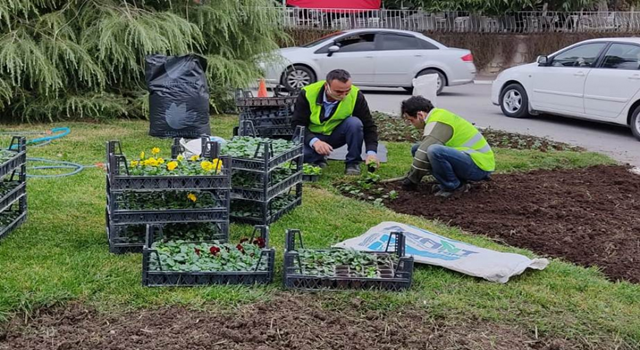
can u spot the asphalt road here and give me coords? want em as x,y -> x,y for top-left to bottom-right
361,84 -> 640,167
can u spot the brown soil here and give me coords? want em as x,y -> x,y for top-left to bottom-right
0,294 -> 603,350
378,165 -> 640,283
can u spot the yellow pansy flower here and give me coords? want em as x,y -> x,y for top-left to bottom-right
177,155 -> 184,161
166,161 -> 178,171
157,158 -> 165,164
190,154 -> 200,161
200,160 -> 214,172
140,151 -> 145,159
187,193 -> 197,202
151,147 -> 160,155
130,160 -> 139,167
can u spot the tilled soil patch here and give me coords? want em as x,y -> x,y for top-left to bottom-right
377,165 -> 640,283
0,294 -> 603,350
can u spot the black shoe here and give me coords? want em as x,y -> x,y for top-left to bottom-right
434,183 -> 470,198
345,163 -> 361,176
401,178 -> 418,191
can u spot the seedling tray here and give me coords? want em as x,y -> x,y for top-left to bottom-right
107,218 -> 229,254
106,139 -> 231,191
0,137 -> 26,179
142,225 -> 275,286
107,190 -> 229,225
284,230 -> 414,291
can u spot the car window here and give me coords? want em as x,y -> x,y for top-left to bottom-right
601,43 -> 640,70
380,34 -> 421,51
551,43 -> 607,68
334,33 -> 376,53
302,32 -> 344,48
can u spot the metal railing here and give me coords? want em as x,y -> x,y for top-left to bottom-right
278,8 -> 640,33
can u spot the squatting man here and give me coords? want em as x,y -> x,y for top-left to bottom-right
399,96 -> 495,197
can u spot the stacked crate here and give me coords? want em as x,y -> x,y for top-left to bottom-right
105,138 -> 231,253
236,94 -> 298,140
0,137 -> 27,240
226,127 -> 305,225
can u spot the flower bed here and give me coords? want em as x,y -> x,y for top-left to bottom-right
284,230 -> 414,291
142,225 -> 275,286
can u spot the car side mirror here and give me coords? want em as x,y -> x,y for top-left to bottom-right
327,45 -> 340,57
537,55 -> 549,66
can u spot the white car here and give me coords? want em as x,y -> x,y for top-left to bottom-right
260,29 -> 476,95
492,37 -> 640,141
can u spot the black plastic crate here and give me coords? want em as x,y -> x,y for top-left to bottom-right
283,230 -> 414,291
107,219 -> 229,254
235,95 -> 297,108
142,225 -> 275,286
228,122 -> 304,172
0,137 -> 27,179
0,203 -> 27,241
0,181 -> 26,212
107,190 -> 230,225
231,170 -> 302,202
237,119 -> 295,140
106,138 -> 231,191
230,185 -> 302,225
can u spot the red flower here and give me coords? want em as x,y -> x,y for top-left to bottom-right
236,244 -> 245,254
210,246 -> 221,256
253,237 -> 266,248
239,238 -> 249,243
194,248 -> 201,256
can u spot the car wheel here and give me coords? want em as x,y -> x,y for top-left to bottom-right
283,65 -> 315,92
499,84 -> 530,118
416,69 -> 446,95
631,105 -> 640,141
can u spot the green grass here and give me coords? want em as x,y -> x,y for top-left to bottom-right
0,116 -> 638,348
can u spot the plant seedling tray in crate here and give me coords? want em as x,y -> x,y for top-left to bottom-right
107,190 -> 230,225
106,138 -> 231,191
0,137 -> 27,179
107,219 -> 229,254
0,203 -> 27,241
284,230 -> 414,291
230,186 -> 301,225
142,225 -> 275,286
224,122 -> 305,173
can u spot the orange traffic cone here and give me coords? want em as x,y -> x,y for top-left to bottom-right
257,78 -> 268,98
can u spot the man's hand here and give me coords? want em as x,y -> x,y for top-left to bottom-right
365,154 -> 380,168
312,140 -> 333,156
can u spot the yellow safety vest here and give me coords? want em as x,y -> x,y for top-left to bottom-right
427,108 -> 495,172
303,80 -> 359,135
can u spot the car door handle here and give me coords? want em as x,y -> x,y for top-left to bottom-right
364,56 -> 374,58
574,72 -> 585,77
414,54 -> 423,57
629,75 -> 640,80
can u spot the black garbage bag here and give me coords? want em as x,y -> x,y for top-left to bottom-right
145,54 -> 211,138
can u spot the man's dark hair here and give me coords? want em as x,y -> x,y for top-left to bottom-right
326,69 -> 351,83
401,96 -> 434,117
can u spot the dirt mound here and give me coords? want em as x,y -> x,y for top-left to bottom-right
380,165 -> 640,283
0,294 -> 591,350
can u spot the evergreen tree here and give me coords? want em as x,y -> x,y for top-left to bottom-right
0,0 -> 287,122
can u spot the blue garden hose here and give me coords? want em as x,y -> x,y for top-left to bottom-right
1,127 -> 94,178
